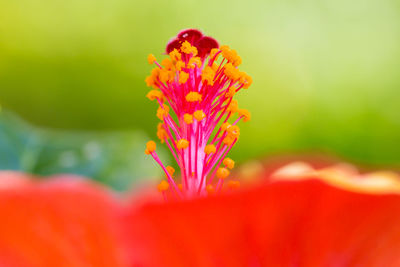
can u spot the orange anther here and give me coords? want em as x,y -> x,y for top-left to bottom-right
216,167 -> 230,179
176,139 -> 189,149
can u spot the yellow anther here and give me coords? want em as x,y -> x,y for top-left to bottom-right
211,62 -> 219,72
159,69 -> 174,83
223,158 -> 235,169
161,58 -> 173,70
221,122 -> 231,131
179,71 -> 189,84
210,48 -> 220,59
233,55 -> 242,67
145,140 -> 156,155
148,68 -> 160,83
188,57 -> 202,69
221,46 -> 232,59
206,184 -> 215,194
227,125 -> 240,138
157,180 -> 169,192
193,110 -> 206,121
166,166 -> 175,177
169,49 -> 181,62
181,41 -> 198,56
220,45 -> 229,52
224,63 -> 240,81
175,60 -> 185,71
220,45 -> 241,67
223,136 -> 236,146
145,75 -> 155,87
225,86 -> 236,98
151,67 -> 160,75
240,73 -> 252,89
157,123 -> 168,143
204,144 -> 216,154
147,54 -> 156,64
146,90 -> 164,101
176,139 -> 189,149
156,105 -> 170,120
181,41 -> 192,53
186,92 -> 202,102
228,180 -> 240,190
238,109 -> 251,122
227,99 -> 239,113
201,66 -> 215,86
183,113 -> 194,124
216,167 -> 230,179
178,183 -> 183,191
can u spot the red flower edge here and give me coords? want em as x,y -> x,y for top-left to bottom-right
125,164 -> 400,266
0,171 -> 131,267
1,163 -> 400,266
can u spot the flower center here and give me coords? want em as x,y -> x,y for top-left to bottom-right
145,29 -> 252,199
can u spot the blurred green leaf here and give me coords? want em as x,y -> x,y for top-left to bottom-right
0,111 -> 168,190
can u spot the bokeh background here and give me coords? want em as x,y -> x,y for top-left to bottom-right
0,0 -> 399,190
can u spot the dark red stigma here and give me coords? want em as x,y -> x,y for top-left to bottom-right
166,29 -> 219,58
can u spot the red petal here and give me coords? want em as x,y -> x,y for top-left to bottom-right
196,36 -> 219,58
166,38 -> 181,54
126,177 -> 400,266
177,29 -> 203,43
0,172 -> 130,267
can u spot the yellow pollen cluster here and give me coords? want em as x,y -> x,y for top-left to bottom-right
216,167 -> 230,179
157,180 -> 169,192
209,48 -> 220,60
224,63 -> 240,81
223,62 -> 252,89
147,54 -> 157,65
221,122 -> 231,131
161,58 -> 173,69
145,140 -> 156,155
146,90 -> 164,101
222,124 -> 240,146
169,49 -> 181,62
225,87 -> 236,98
159,69 -> 174,83
204,144 -> 216,154
227,100 -> 239,113
188,57 -> 202,69
166,166 -> 175,177
156,105 -> 170,120
223,158 -> 235,169
239,73 -> 252,89
238,109 -> 251,122
181,41 -> 198,56
220,45 -> 242,67
175,60 -> 185,71
183,113 -> 193,124
145,68 -> 160,88
193,110 -> 206,121
176,139 -> 189,149
201,66 -> 215,86
157,123 -> 168,143
186,92 -> 202,102
179,71 -> 189,84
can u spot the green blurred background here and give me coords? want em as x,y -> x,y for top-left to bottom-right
0,0 -> 399,188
